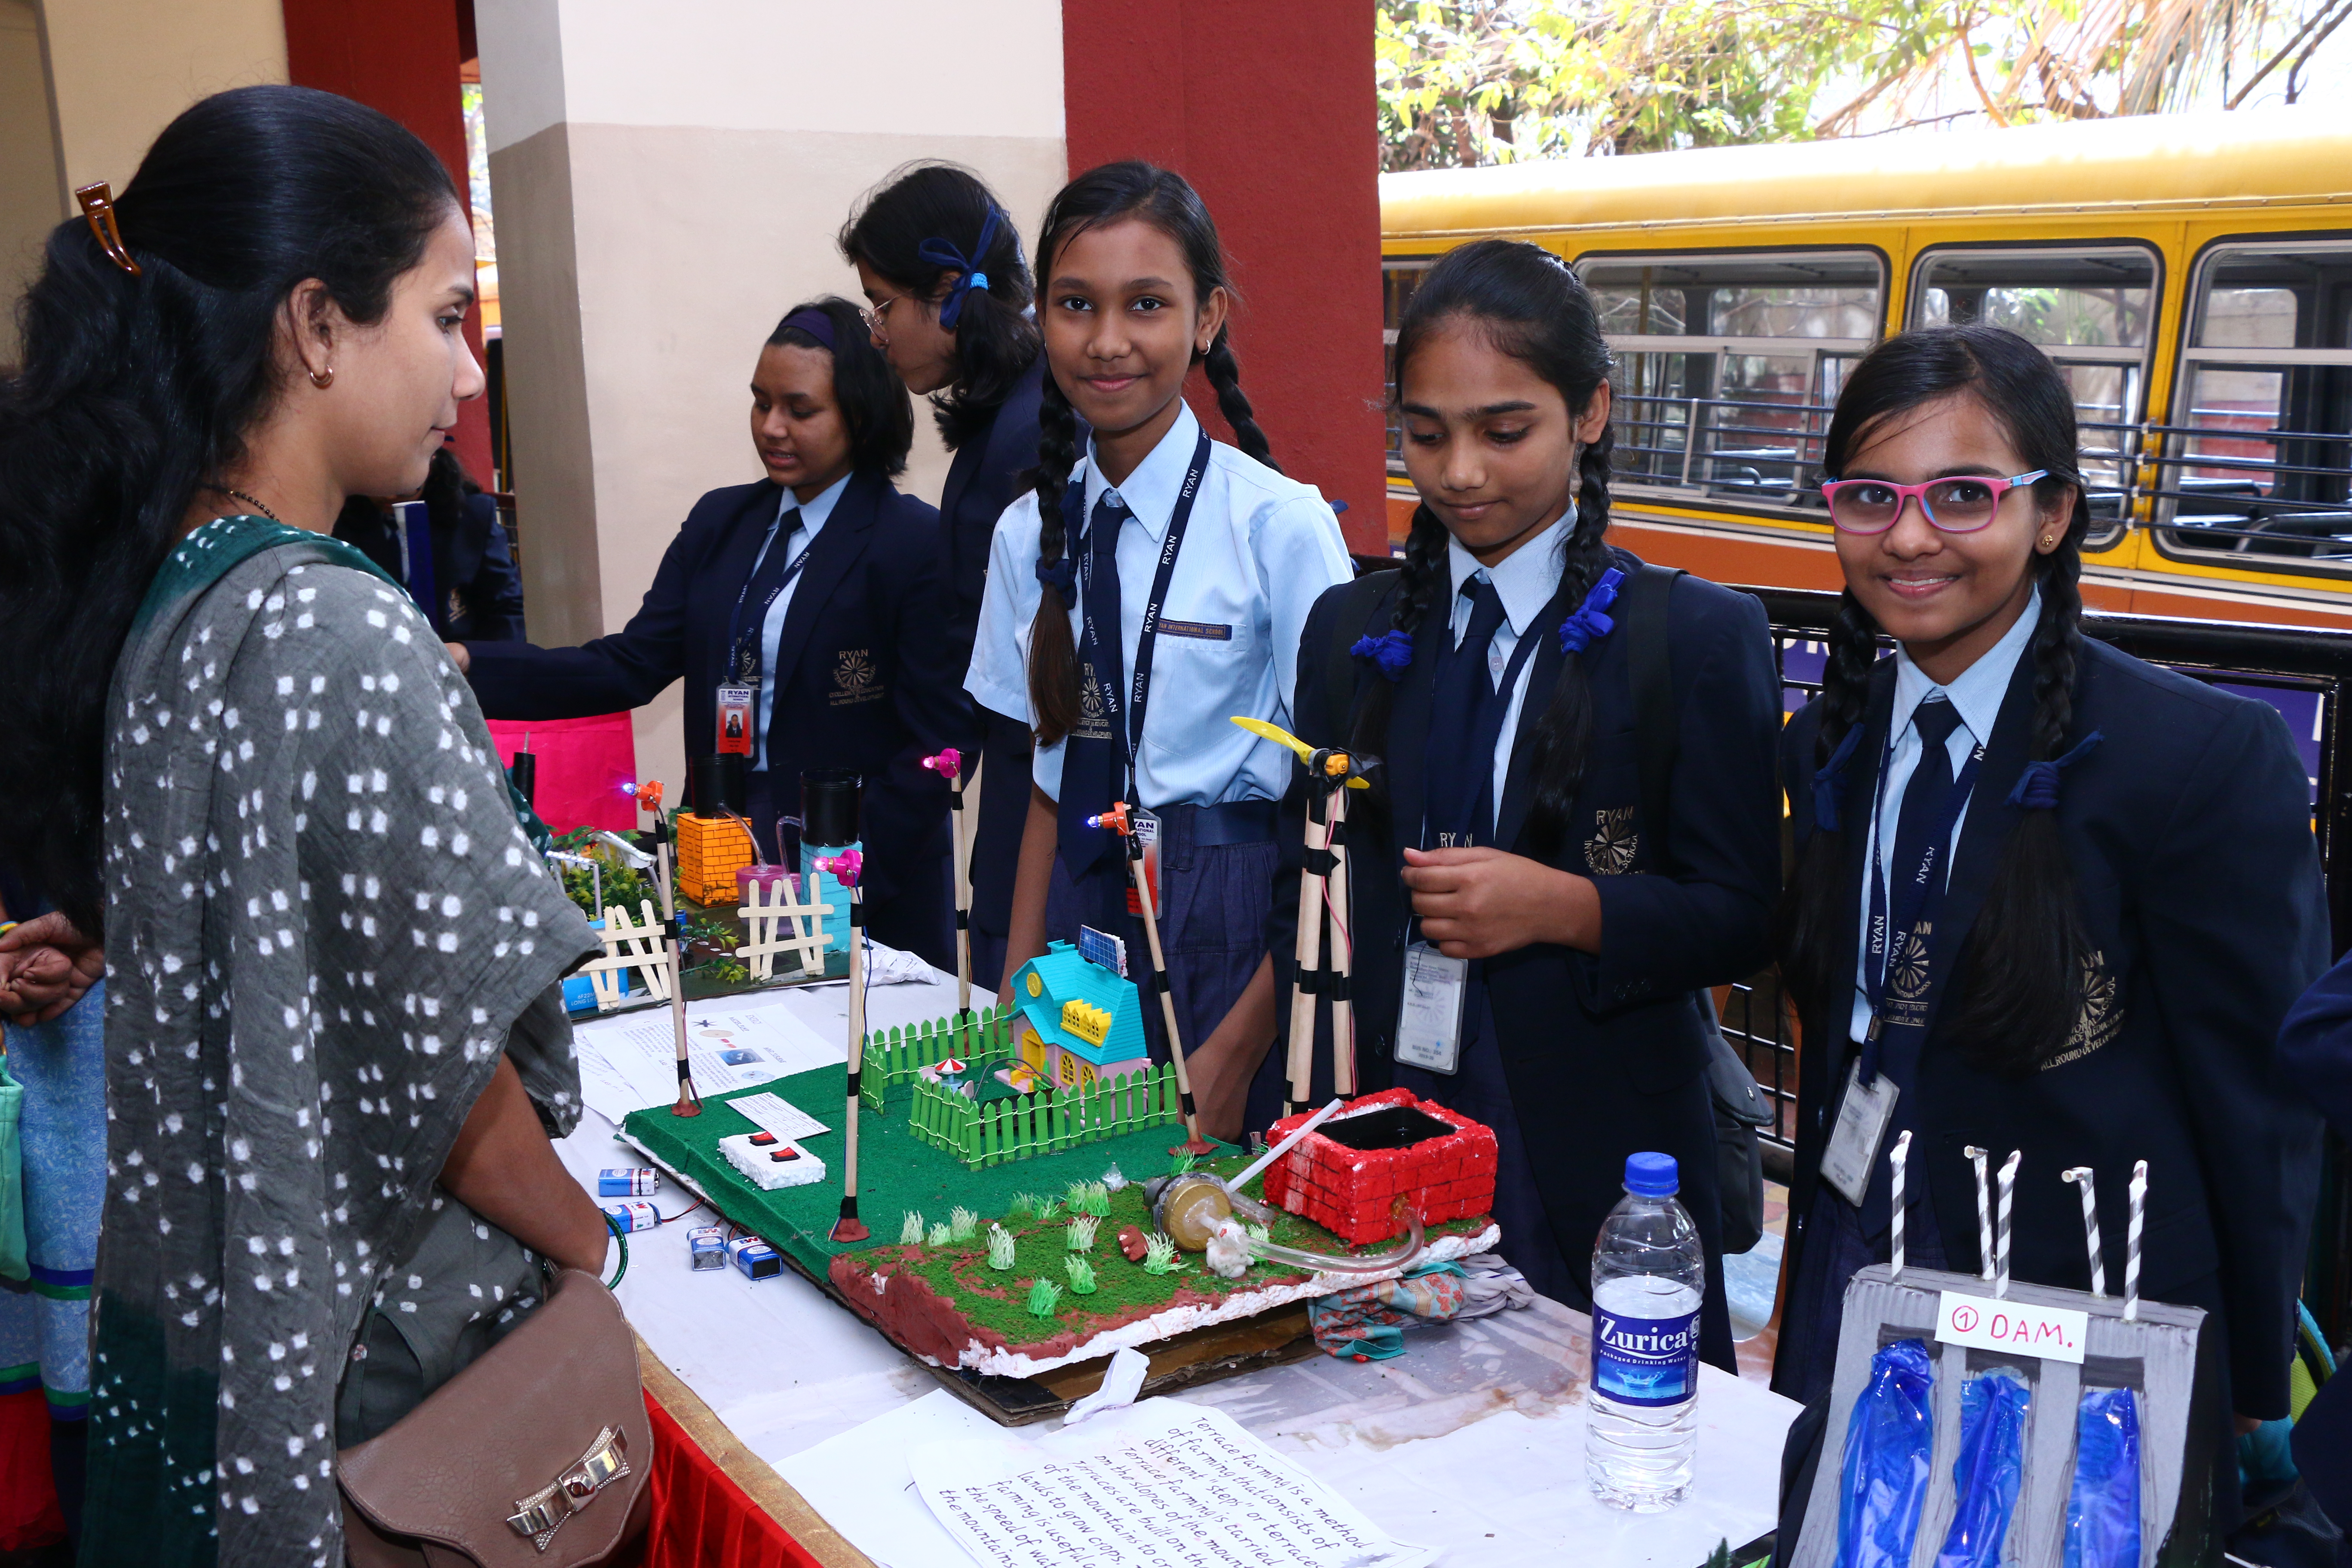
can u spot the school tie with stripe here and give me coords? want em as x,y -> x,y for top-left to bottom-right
1059,492 -> 1130,876
1421,576 -> 1510,847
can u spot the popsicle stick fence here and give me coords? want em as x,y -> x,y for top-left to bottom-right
735,878 -> 834,981
858,1007 -> 1012,1112
908,1061 -> 1183,1170
577,898 -> 672,1011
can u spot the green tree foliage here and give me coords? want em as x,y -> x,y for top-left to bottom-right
1377,0 -> 2349,168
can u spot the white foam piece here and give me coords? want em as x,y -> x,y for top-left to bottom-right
721,1132 -> 828,1190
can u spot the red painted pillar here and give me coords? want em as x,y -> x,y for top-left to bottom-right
1063,2 -> 1389,557
281,0 -> 497,489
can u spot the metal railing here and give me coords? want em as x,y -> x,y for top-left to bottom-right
1748,585 -> 2352,1343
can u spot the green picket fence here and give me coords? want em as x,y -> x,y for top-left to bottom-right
909,1060 -> 1182,1169
859,1006 -> 1010,1111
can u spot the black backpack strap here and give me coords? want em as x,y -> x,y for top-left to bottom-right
1321,567 -> 1400,740
1622,564 -> 1686,872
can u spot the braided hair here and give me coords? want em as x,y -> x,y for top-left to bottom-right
1023,160 -> 1279,745
836,161 -> 1039,450
1775,325 -> 2095,1075
1357,238 -> 1619,856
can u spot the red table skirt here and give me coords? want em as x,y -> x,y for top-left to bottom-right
3,1387 -> 816,1564
643,1391 -> 824,1568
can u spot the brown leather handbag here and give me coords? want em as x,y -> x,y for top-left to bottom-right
337,1267 -> 653,1567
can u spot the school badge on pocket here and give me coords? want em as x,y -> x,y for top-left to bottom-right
2046,950 -> 2124,1068
829,648 -> 883,707
1583,806 -> 1639,875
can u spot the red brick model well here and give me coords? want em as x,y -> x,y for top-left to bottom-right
1260,1090 -> 1498,1246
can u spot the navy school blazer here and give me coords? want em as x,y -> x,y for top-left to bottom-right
1271,551 -> 1782,1291
462,469 -> 961,909
1778,637 -> 2328,1418
936,358 -> 1047,938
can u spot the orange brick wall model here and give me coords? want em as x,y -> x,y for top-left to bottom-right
1261,1088 -> 1498,1246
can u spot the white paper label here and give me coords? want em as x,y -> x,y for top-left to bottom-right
1934,1289 -> 2089,1364
727,1090 -> 830,1143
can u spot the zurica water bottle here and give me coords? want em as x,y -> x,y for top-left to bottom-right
1586,1151 -> 1705,1511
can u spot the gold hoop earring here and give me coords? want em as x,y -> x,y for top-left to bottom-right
308,365 -> 334,389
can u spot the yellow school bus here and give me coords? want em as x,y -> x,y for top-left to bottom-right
1379,110 -> 2352,628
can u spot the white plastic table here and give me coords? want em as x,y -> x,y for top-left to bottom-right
556,973 -> 1800,1568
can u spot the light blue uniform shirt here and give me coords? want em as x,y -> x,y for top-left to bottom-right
1847,586 -> 2042,1041
1445,514 -> 1573,842
747,471 -> 851,772
965,400 -> 1351,808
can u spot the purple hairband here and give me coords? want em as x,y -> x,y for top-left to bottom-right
780,307 -> 837,352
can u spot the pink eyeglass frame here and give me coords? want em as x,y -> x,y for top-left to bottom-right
1819,469 -> 2049,535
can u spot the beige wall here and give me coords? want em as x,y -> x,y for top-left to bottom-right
478,0 -> 1066,797
34,0 -> 287,198
0,0 -> 57,365
0,0 -> 286,363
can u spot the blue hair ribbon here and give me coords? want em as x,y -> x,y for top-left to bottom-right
1557,567 -> 1626,655
1035,552 -> 1077,609
1350,630 -> 1414,682
1813,724 -> 1865,833
918,205 -> 1004,331
2005,730 -> 2103,810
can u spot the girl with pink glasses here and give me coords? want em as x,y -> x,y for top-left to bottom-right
1770,324 -> 2325,1546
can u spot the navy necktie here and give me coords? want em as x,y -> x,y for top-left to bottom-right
1863,695 -> 1967,1231
734,508 -> 802,684
1059,493 -> 1129,876
1422,577 -> 1510,846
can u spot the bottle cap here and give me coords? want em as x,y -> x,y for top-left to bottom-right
1624,1152 -> 1678,1196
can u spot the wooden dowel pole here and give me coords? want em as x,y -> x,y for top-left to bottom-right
1325,784 -> 1354,1098
1288,792 -> 1328,1117
652,806 -> 700,1118
1127,833 -> 1216,1155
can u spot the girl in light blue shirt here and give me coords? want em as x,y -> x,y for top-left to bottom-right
965,162 -> 1349,1130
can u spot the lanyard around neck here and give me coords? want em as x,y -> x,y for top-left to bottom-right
726,509 -> 819,684
1858,713 -> 1985,1083
1071,431 -> 1213,800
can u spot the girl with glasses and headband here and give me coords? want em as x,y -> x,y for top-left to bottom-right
839,163 -> 1049,991
1771,324 -> 2325,1546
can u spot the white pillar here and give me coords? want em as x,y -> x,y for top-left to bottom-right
476,0 -> 1066,796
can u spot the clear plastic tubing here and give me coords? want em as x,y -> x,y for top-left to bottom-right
1586,1151 -> 1705,1511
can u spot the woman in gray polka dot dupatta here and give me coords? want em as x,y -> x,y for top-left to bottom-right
0,89 -> 613,1565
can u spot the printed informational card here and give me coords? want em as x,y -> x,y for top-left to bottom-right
574,1005 -> 839,1121
910,1400 -> 1434,1568
725,1090 -> 830,1143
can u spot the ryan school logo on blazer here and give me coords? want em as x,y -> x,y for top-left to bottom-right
1583,806 -> 1639,875
2043,951 -> 2125,1069
829,649 -> 884,707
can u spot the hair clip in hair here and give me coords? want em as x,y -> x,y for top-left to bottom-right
919,206 -> 1004,331
1556,567 -> 1625,655
1813,725 -> 1865,832
2005,731 -> 2103,811
74,182 -> 141,277
1035,552 -> 1077,609
1349,629 -> 1414,682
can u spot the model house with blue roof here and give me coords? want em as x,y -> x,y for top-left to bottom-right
1004,940 -> 1149,1093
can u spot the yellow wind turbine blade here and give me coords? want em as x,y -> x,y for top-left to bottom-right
1228,717 -> 1370,787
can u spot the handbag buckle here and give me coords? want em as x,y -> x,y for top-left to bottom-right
506,1426 -> 631,1551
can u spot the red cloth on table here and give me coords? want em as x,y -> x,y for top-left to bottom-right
0,1389 -> 65,1551
486,714 -> 639,833
643,1391 -> 821,1568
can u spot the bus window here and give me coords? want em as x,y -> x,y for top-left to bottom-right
1577,251 -> 1881,515
2157,242 -> 2352,569
1382,260 -> 1434,470
1909,246 -> 2156,541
